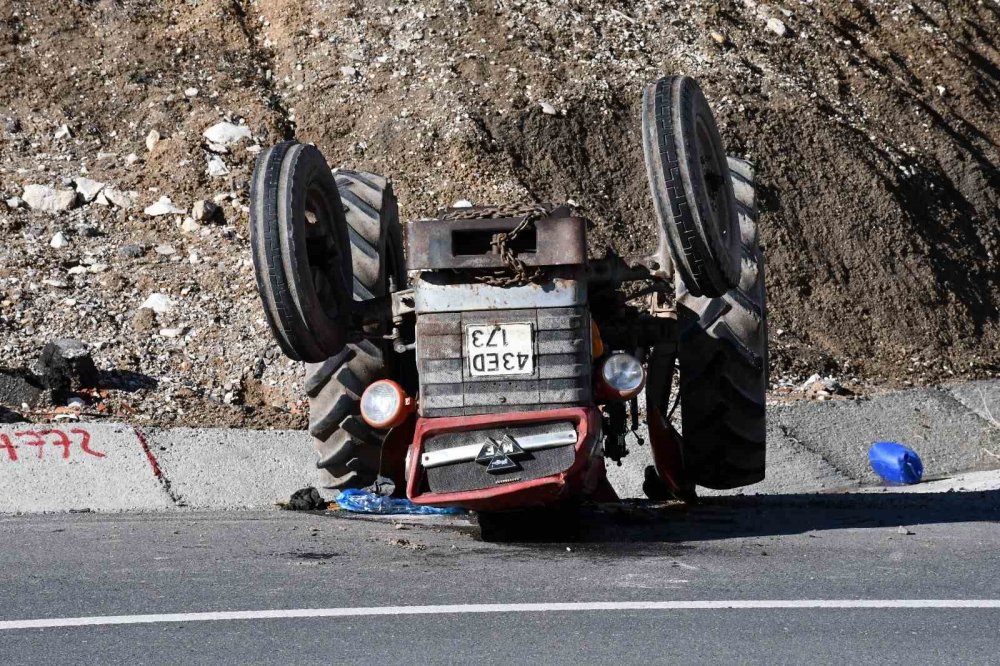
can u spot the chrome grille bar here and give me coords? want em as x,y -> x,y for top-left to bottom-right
421,429 -> 577,469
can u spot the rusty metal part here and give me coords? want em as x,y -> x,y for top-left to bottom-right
412,270 -> 586,313
406,204 -> 586,286
442,203 -> 548,286
391,288 -> 415,322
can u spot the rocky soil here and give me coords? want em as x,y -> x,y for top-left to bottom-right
0,0 -> 998,426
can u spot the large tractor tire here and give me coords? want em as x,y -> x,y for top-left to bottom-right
250,142 -> 354,363
305,170 -> 404,489
642,76 -> 741,298
675,156 -> 767,490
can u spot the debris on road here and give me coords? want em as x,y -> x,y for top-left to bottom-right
869,441 -> 924,485
335,489 -> 465,515
284,487 -> 328,511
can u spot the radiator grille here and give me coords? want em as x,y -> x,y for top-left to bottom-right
423,422 -> 577,493
416,306 -> 591,417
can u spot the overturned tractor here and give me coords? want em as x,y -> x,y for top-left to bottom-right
250,76 -> 767,524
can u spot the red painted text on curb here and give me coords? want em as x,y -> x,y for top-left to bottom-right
0,429 -> 105,462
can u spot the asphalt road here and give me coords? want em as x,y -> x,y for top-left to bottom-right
2,491 -> 999,665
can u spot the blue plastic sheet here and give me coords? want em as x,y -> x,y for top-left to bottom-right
334,488 -> 466,515
868,441 -> 924,485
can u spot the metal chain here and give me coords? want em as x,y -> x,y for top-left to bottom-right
442,203 -> 551,287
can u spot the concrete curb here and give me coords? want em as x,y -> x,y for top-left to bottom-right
0,423 -> 175,513
2,381 -> 999,513
607,381 -> 1000,498
0,422 -> 316,514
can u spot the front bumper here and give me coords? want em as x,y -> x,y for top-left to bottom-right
405,407 -> 603,511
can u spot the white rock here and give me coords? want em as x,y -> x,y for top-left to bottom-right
140,293 -> 174,314
206,141 -> 229,154
144,196 -> 186,216
103,188 -> 137,210
88,263 -> 109,273
191,199 -> 219,221
146,129 -> 161,152
125,153 -> 140,166
74,177 -> 105,203
341,66 -> 358,78
155,244 -> 177,255
180,217 -> 201,233
49,232 -> 69,249
5,196 -> 22,209
540,101 -> 557,115
202,122 -> 252,147
23,184 -> 76,213
53,124 -> 72,140
185,87 -> 199,98
936,85 -> 947,96
68,265 -> 88,275
452,199 -> 473,208
766,17 -> 788,37
43,279 -> 69,289
159,327 -> 186,338
94,191 -> 110,206
66,397 -> 87,409
206,154 -> 230,177
800,373 -> 822,390
188,251 -> 202,264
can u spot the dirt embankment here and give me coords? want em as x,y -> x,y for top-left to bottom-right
0,0 -> 998,425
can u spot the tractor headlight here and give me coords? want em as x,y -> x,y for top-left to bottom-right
360,379 -> 413,429
599,352 -> 646,399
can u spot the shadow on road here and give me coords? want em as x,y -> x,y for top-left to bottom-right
478,490 -> 1000,544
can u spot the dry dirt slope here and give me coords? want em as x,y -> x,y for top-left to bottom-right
0,0 -> 998,424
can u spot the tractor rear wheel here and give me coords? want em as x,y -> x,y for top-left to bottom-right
305,170 -> 404,489
675,156 -> 767,489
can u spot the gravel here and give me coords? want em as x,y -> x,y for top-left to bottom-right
0,0 -> 995,431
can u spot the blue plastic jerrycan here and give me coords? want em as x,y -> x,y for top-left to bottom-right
868,441 -> 924,485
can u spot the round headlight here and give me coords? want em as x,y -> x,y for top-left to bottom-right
600,352 -> 645,397
360,380 -> 411,429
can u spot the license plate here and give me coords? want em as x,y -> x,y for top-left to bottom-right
466,323 -> 534,377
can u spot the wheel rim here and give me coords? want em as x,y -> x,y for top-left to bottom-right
694,116 -> 735,259
304,183 -> 350,321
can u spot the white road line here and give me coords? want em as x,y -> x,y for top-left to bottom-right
2,600 -> 999,630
